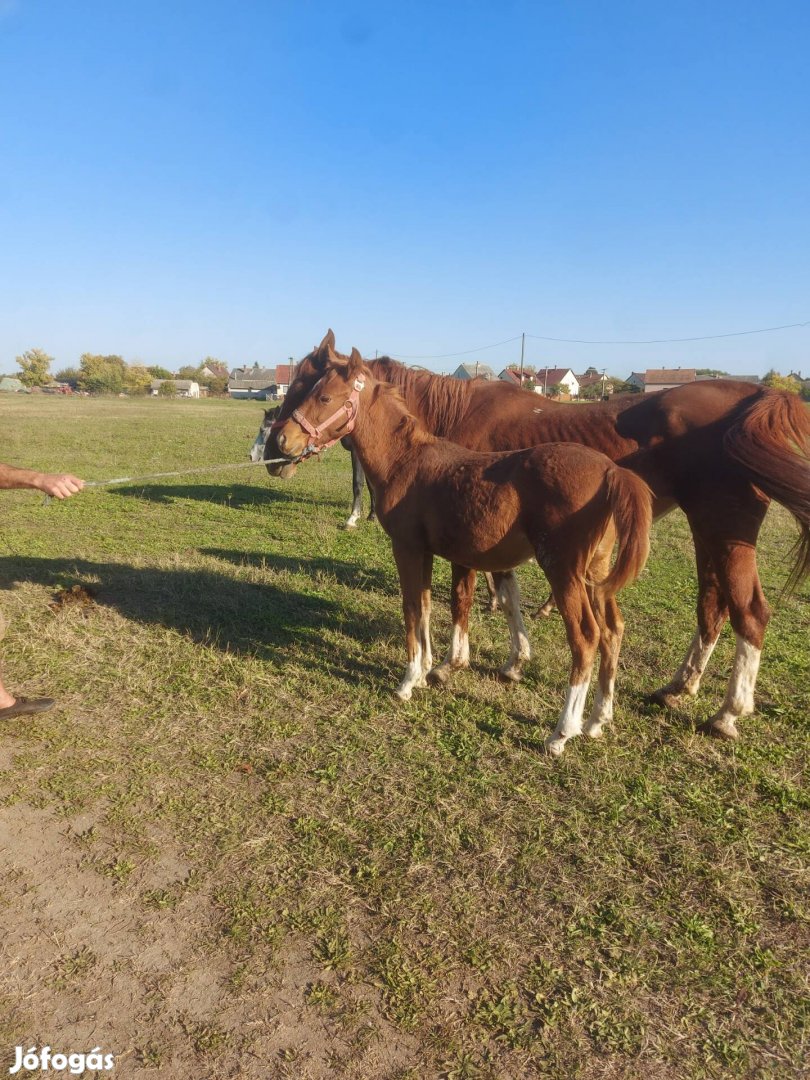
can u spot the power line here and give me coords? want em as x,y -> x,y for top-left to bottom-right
391,335 -> 522,359
526,320 -> 810,345
385,319 -> 809,360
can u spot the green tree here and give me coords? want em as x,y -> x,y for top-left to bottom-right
158,379 -> 177,397
177,365 -> 203,381
147,365 -> 174,380
54,366 -> 81,389
762,369 -> 801,394
16,348 -> 53,387
78,354 -> 127,394
206,376 -> 229,396
124,364 -> 152,395
546,382 -> 565,398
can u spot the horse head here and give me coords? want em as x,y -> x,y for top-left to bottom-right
274,346 -> 368,463
262,329 -> 347,476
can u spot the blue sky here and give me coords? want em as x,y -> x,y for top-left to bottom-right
1,0 -> 808,378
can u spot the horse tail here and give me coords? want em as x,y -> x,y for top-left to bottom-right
596,466 -> 654,595
723,389 -> 810,593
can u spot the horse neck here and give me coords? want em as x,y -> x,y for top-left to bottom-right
369,358 -> 473,436
350,384 -> 429,488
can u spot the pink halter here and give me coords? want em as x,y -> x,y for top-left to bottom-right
274,376 -> 365,459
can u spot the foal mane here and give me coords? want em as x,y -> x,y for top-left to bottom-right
371,357 -> 474,437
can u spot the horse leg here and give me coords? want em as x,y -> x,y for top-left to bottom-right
345,447 -> 364,528
544,577 -> 600,756
427,564 -> 475,687
419,553 -> 433,683
537,593 -> 556,618
493,571 -> 532,683
367,476 -> 377,522
483,572 -> 500,613
392,545 -> 430,701
577,543 -> 623,740
652,533 -> 727,707
583,591 -> 624,741
700,543 -> 770,740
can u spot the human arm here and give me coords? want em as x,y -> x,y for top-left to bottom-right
0,463 -> 85,499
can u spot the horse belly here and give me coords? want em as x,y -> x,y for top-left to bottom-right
430,521 -> 535,573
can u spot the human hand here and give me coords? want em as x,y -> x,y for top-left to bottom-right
35,473 -> 85,499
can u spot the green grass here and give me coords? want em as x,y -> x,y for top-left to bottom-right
1,393 -> 808,1078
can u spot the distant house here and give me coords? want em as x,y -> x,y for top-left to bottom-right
274,364 -> 294,397
150,379 -> 200,398
498,368 -> 534,387
227,366 -> 277,400
642,369 -> 697,394
452,363 -> 497,381
625,372 -> 646,391
576,370 -> 611,396
0,377 -> 25,393
534,367 -> 580,398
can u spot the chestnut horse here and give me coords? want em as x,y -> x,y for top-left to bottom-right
274,348 -> 653,755
266,332 -> 810,741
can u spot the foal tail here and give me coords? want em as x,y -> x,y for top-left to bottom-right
723,389 -> 810,593
597,466 -> 654,595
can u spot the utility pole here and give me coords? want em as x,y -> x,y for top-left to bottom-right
519,332 -> 525,384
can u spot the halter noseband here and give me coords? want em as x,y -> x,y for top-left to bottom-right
272,376 -> 365,460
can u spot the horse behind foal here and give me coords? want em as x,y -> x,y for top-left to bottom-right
275,349 -> 654,755
251,407 -> 375,528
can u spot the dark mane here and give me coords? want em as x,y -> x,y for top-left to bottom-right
371,357 -> 474,438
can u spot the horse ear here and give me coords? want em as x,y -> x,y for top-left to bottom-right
349,347 -> 363,375
317,329 -> 336,355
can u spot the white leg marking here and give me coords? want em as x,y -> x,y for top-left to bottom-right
396,642 -> 423,701
545,681 -> 591,756
497,575 -> 531,682
584,677 -> 615,739
708,636 -> 761,738
345,510 -> 360,528
429,623 -> 471,685
660,630 -> 719,699
419,601 -> 433,682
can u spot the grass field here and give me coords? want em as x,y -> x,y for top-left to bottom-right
0,393 -> 807,1079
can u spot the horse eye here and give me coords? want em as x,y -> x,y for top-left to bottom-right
319,394 -> 332,404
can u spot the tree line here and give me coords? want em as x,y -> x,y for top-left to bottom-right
10,349 -> 230,395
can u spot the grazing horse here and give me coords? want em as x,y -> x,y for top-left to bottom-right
266,331 -> 810,742
251,406 -> 376,528
274,347 -> 653,755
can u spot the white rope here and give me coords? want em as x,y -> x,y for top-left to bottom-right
82,457 -> 293,489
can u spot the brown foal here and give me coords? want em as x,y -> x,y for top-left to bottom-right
275,347 -> 653,755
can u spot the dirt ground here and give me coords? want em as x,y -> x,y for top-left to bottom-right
0,787 -> 418,1078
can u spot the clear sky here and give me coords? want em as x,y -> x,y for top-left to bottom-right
1,0 -> 808,378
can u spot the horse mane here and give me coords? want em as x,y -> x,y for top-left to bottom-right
368,375 -> 435,447
371,357 -> 474,437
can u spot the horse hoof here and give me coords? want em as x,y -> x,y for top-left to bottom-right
536,603 -> 555,619
585,724 -> 604,740
650,687 -> 682,709
544,736 -> 565,757
699,716 -> 739,741
395,687 -> 413,702
497,667 -> 522,684
427,668 -> 450,688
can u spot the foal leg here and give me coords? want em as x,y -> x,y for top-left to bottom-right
392,546 -> 430,701
428,564 -> 475,687
583,592 -> 624,741
419,553 -> 434,683
367,476 -> 377,523
493,571 -> 532,683
701,543 -> 770,740
544,578 -> 600,756
483,572 -> 500,613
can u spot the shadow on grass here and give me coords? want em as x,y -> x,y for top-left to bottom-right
110,482 -> 314,509
201,548 -> 395,594
0,555 -> 395,683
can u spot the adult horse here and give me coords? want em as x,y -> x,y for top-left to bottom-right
266,331 -> 810,742
251,406 -> 376,528
274,348 -> 653,755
